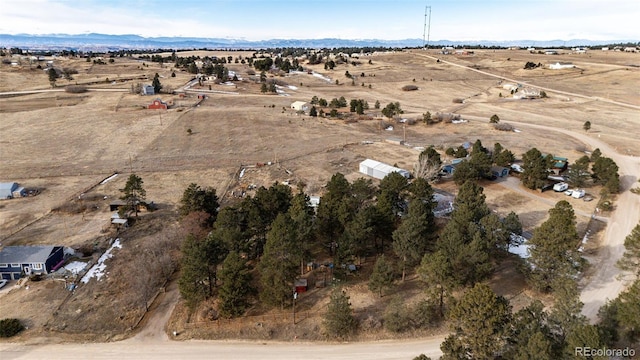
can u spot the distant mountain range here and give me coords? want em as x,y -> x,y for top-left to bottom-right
0,33 -> 637,51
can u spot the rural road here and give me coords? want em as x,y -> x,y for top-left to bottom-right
0,277 -> 446,359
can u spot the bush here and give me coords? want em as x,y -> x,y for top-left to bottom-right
402,85 -> 419,91
65,85 -> 88,93
0,318 -> 25,337
383,296 -> 412,333
452,98 -> 464,104
493,122 -> 514,132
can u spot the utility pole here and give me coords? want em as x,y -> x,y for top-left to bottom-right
423,5 -> 432,49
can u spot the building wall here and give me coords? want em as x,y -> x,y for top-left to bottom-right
45,246 -> 65,273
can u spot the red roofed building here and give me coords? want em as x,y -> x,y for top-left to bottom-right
148,99 -> 168,110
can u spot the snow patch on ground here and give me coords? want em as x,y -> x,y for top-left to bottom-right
508,234 -> 530,258
312,72 -> 332,82
100,173 -> 118,185
64,261 -> 88,275
288,85 -> 298,90
81,239 -> 122,284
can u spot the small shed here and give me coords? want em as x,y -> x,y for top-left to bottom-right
294,278 -> 308,293
490,166 -> 510,178
141,85 -> 155,95
291,101 -> 308,112
148,98 -> 168,110
109,199 -> 127,211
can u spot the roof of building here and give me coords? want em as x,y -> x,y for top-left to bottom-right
0,182 -> 18,191
291,101 -> 307,107
0,246 -> 57,264
360,159 -> 410,177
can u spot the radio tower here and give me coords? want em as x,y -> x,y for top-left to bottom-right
422,5 -> 431,49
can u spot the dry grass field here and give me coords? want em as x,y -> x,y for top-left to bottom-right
0,48 -> 638,340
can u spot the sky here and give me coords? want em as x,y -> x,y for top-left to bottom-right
1,0 -> 638,41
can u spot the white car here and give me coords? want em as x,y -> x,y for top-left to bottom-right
564,189 -> 574,196
0,279 -> 7,289
572,189 -> 586,199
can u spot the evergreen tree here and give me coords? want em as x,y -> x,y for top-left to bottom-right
505,300 -> 556,360
178,235 -> 210,309
323,289 -> 357,339
152,72 -> 162,93
287,191 -> 315,275
442,283 -> 512,360
119,174 -> 146,217
218,251 -> 253,318
47,67 -> 57,87
258,213 -> 300,308
592,156 -> 620,193
309,105 -> 318,117
178,183 -> 219,223
528,201 -> 582,292
521,148 -> 551,190
490,114 -> 500,123
418,250 -> 455,316
392,198 -> 436,280
617,222 -> 640,276
566,156 -> 591,188
368,255 -> 395,297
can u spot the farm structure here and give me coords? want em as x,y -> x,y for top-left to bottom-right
0,182 -> 26,199
0,246 -> 64,280
359,159 -> 410,180
141,85 -> 155,95
290,101 -> 308,112
147,99 -> 168,110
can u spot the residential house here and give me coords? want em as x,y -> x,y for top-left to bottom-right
0,246 -> 65,280
490,166 -> 510,178
549,62 -> 575,70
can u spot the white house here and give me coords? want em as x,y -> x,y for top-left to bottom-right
0,182 -> 26,199
549,62 -> 575,70
513,87 -> 541,99
291,101 -> 308,112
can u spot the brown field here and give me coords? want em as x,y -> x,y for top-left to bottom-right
0,49 -> 638,341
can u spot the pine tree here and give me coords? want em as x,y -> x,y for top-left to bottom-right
443,283 -> 512,359
119,174 -> 146,217
178,235 -> 209,310
152,73 -> 162,93
368,255 -> 395,297
178,183 -> 219,223
528,201 -> 582,292
258,213 -> 300,308
323,289 -> 357,339
47,68 -> 57,88
218,251 -> 253,318
393,198 -> 436,280
617,222 -> 640,276
521,148 -> 551,190
418,250 -> 455,316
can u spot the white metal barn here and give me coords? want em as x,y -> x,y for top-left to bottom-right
359,159 -> 410,180
290,101 -> 308,111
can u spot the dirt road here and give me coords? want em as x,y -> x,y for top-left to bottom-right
0,336 -> 445,360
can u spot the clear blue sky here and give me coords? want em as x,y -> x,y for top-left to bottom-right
1,0 -> 638,41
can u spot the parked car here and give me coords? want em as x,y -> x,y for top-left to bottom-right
565,189 -> 574,196
553,182 -> 569,192
0,279 -> 7,289
572,189 -> 586,199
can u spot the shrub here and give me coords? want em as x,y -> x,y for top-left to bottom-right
493,122 -> 514,132
383,296 -> 412,333
452,98 -> 464,104
402,85 -> 419,91
0,318 -> 25,338
65,85 -> 88,93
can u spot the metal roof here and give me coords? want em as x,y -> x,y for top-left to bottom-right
0,246 -> 57,264
0,182 -> 18,190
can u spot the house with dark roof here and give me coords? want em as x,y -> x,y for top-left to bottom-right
0,246 -> 65,280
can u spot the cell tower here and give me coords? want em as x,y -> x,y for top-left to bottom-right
422,5 -> 431,49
